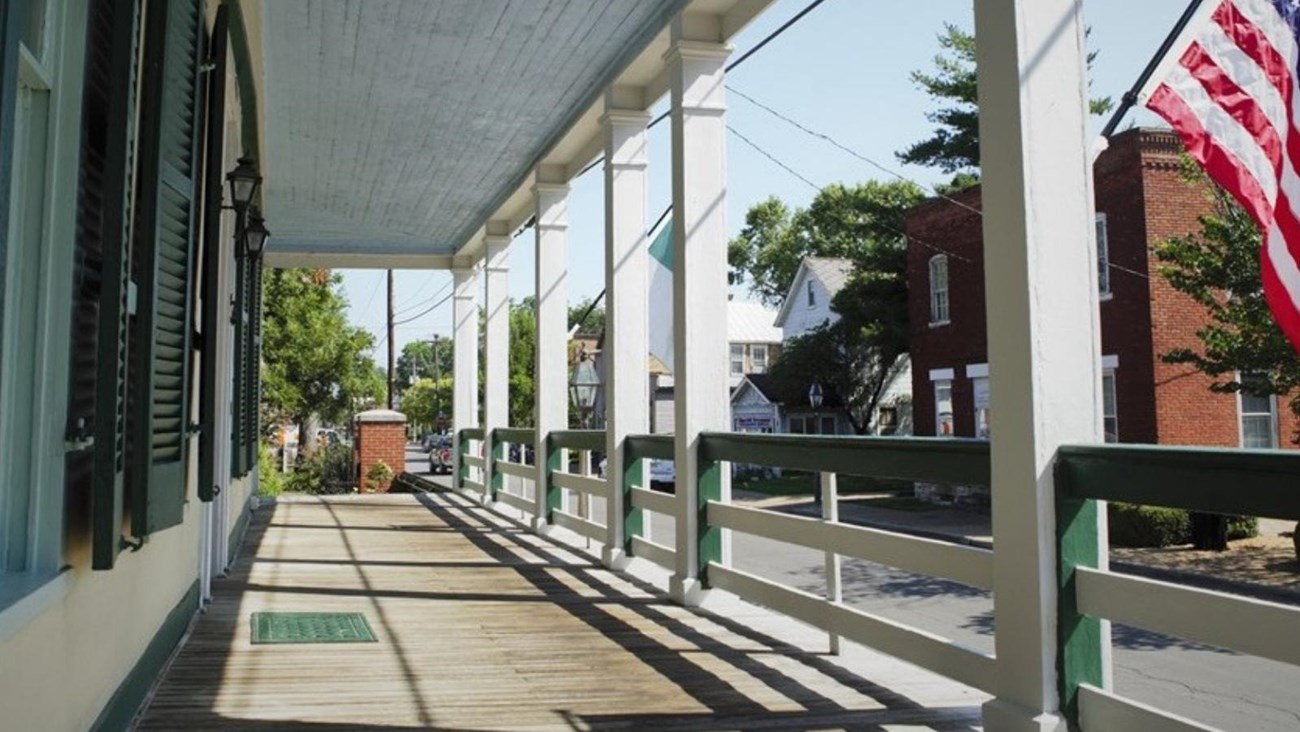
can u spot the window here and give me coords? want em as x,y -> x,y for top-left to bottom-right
929,255 -> 949,324
789,416 -> 806,434
1096,214 -> 1111,297
820,416 -> 836,435
751,344 -> 768,373
806,280 -> 816,307
1239,374 -> 1277,449
972,377 -> 991,439
1102,369 -> 1118,442
730,344 -> 745,375
934,380 -> 954,436
877,407 -> 898,435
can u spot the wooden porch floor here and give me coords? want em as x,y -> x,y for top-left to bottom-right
136,490 -> 983,730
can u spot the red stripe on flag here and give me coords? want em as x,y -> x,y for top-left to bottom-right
1148,82 -> 1275,225
1180,41 -> 1283,173
1212,1 -> 1291,102
1260,241 -> 1300,355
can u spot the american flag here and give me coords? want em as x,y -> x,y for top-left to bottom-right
1144,0 -> 1300,353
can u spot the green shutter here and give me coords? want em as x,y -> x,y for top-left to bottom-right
230,253 -> 248,477
130,0 -> 203,535
197,6 -> 227,502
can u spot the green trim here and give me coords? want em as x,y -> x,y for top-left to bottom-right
697,456 -> 722,587
488,433 -> 503,500
493,427 -> 535,445
91,580 -> 200,732
625,434 -> 673,462
1057,444 -> 1300,520
699,432 -> 989,485
623,453 -> 644,550
1056,458 -> 1103,727
549,430 -> 605,452
543,440 -> 563,521
459,427 -> 484,442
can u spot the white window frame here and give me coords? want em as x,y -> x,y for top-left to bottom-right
729,343 -> 745,376
1102,368 -> 1118,443
929,254 -> 949,326
1096,213 -> 1112,300
750,343 -> 768,373
1,1 -> 85,604
1237,372 -> 1279,449
933,379 -> 954,437
806,279 -> 816,308
971,376 -> 990,440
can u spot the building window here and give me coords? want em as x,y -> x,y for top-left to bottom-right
929,255 -> 949,324
730,344 -> 745,375
972,377 -> 990,439
934,380 -> 954,436
751,344 -> 768,373
1102,369 -> 1118,442
878,407 -> 898,435
806,280 -> 815,307
1096,213 -> 1111,297
1239,374 -> 1278,449
789,416 -> 805,434
820,416 -> 836,435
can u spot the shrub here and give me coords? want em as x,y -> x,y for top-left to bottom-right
1226,515 -> 1259,541
283,443 -> 356,495
365,460 -> 394,493
257,442 -> 284,498
1108,503 -> 1190,548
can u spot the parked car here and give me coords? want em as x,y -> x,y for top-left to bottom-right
428,435 -> 453,475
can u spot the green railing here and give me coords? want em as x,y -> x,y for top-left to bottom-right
1055,444 -> 1300,728
625,433 -> 673,462
455,427 -> 485,493
549,429 -> 605,452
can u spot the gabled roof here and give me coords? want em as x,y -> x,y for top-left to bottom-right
731,374 -> 780,404
773,257 -> 854,328
728,301 -> 781,344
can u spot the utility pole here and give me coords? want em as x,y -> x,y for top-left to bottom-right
387,270 -> 395,409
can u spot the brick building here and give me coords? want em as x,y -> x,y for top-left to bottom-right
906,127 -> 1298,449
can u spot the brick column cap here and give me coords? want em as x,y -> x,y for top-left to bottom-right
355,409 -> 408,424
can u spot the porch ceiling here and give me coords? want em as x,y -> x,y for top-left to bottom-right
258,0 -> 688,267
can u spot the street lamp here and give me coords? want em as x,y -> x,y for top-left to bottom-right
226,156 -> 261,213
809,382 -> 824,506
569,348 -> 601,428
243,212 -> 269,260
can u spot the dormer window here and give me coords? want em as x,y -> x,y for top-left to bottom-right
806,280 -> 815,307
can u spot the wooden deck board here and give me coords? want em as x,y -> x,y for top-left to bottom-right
136,491 -> 983,730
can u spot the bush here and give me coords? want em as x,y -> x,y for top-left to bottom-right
284,443 -> 356,495
257,442 -> 284,498
1108,503 -> 1190,548
1108,504 -> 1259,548
365,460 -> 394,493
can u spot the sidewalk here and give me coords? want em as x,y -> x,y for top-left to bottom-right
737,490 -> 1300,605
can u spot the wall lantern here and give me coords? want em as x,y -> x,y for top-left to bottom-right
226,156 -> 261,213
808,382 -> 824,410
243,213 -> 270,259
569,349 -> 601,424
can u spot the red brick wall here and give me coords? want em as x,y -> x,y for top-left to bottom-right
355,421 -> 407,492
905,127 -> 1299,449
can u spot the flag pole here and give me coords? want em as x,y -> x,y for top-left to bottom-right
1099,0 -> 1206,139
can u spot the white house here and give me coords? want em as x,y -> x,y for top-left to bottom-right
768,256 -> 912,436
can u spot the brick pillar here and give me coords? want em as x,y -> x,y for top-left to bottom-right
354,409 -> 408,493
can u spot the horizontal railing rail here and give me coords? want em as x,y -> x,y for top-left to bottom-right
550,429 -> 605,452
493,427 -> 536,445
1057,444 -> 1300,519
625,434 -> 673,462
699,432 -> 990,485
1056,442 -> 1300,729
458,427 -> 484,442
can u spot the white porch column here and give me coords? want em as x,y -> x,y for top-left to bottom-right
666,13 -> 730,605
533,166 -> 570,531
452,267 -> 481,488
974,1 -> 1104,729
601,86 -> 651,569
483,222 -> 511,504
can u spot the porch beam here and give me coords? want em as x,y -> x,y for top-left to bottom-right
666,12 -> 731,605
533,167 -> 570,531
973,0 -> 1105,729
601,86 -> 651,569
483,222 -> 511,504
452,267 -> 480,487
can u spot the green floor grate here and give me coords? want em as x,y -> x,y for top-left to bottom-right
250,612 -> 378,645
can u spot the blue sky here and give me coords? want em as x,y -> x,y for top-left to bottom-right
340,0 -> 1192,356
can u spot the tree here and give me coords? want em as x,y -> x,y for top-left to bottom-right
509,299 -> 537,427
569,298 -> 605,335
401,376 -> 452,429
728,181 -> 925,305
1154,164 -> 1300,551
898,24 -> 1112,186
396,337 -> 451,394
260,268 -> 377,451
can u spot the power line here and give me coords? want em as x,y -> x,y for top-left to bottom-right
576,0 -> 833,179
393,277 -> 453,317
392,291 -> 454,327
